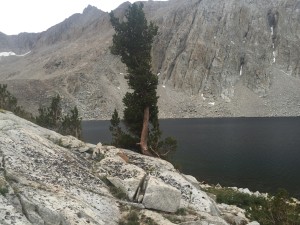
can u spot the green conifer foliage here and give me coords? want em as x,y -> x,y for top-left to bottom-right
36,95 -> 62,130
0,84 -> 33,120
61,106 -> 82,139
109,109 -> 122,146
0,84 -> 18,112
36,95 -> 82,139
110,3 -> 177,157
109,109 -> 138,150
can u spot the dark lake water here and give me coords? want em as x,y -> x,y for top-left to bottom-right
82,117 -> 300,198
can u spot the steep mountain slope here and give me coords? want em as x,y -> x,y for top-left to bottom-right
0,0 -> 299,119
0,32 -> 39,53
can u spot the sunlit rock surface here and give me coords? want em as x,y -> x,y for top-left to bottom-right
0,111 -> 261,224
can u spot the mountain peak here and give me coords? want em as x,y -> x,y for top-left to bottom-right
83,4 -> 103,14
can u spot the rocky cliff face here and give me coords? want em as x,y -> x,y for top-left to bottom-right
0,111 -> 259,225
0,0 -> 300,119
0,32 -> 39,54
152,0 -> 300,97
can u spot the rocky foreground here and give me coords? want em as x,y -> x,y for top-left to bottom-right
0,110 -> 260,225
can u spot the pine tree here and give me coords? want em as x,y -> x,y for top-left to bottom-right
109,109 -> 138,150
109,109 -> 122,147
0,84 -> 33,121
61,106 -> 82,139
0,84 -> 18,112
110,3 -> 176,157
36,95 -> 62,130
49,95 -> 62,128
36,95 -> 82,139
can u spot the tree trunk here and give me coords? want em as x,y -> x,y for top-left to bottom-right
140,106 -> 153,156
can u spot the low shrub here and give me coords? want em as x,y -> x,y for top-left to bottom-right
205,187 -> 300,225
176,208 -> 188,216
93,153 -> 104,162
0,187 -> 9,196
142,217 -> 157,225
247,189 -> 300,225
119,211 -> 140,225
206,187 -> 266,209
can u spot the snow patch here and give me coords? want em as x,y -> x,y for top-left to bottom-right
239,65 -> 243,76
18,51 -> 31,57
271,26 -> 274,36
162,85 -> 166,88
0,51 -> 31,57
157,72 -> 160,76
117,87 -> 121,90
231,41 -> 235,45
208,102 -> 215,106
201,93 -> 206,100
0,51 -> 16,57
270,26 -> 276,64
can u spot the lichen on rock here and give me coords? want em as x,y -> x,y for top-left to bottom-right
0,111 -> 260,225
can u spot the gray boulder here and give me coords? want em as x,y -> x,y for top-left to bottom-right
0,111 -> 120,225
100,156 -> 146,201
142,176 -> 181,213
158,171 -> 216,214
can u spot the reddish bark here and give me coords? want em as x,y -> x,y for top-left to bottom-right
140,106 -> 153,156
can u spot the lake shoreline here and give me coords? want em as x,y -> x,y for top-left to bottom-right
82,115 -> 300,122
82,117 -> 300,199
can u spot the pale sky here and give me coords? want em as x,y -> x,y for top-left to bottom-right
0,0 -> 167,35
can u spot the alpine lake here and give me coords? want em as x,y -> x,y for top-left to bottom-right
82,117 -> 300,199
